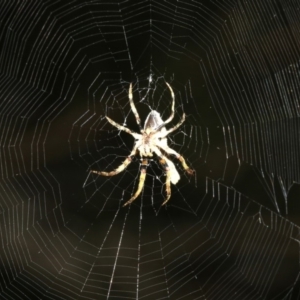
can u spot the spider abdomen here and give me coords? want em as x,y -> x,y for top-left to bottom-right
144,110 -> 164,130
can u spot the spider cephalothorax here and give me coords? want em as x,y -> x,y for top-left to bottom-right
91,82 -> 194,206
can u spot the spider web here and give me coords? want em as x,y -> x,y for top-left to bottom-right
0,0 -> 300,299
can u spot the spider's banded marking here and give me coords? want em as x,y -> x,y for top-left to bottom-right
162,83 -> 175,125
105,117 -> 140,139
174,155 -> 194,175
129,83 -> 142,130
91,148 -> 137,177
159,158 -> 172,206
123,159 -> 148,207
91,82 -> 194,206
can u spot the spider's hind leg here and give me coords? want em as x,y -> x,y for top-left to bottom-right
159,158 -> 172,206
123,159 -> 148,206
163,146 -> 194,175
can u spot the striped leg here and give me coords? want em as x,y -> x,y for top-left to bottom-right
106,116 -> 139,138
159,158 -> 172,206
156,113 -> 185,137
123,159 -> 148,206
162,83 -> 175,125
91,146 -> 138,177
128,83 -> 142,130
155,82 -> 176,131
162,146 -> 194,175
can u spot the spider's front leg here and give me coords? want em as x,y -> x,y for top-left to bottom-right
123,159 -> 148,207
105,116 -> 139,138
128,83 -> 142,130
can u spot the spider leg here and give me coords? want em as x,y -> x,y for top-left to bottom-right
152,146 -> 181,205
91,146 -> 138,176
162,145 -> 194,175
123,159 -> 148,206
106,116 -> 139,138
129,83 -> 142,130
158,158 -> 172,206
155,82 -> 176,131
152,146 -> 180,184
163,82 -> 175,125
164,113 -> 185,136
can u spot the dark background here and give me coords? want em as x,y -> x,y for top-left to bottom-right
0,1 -> 300,299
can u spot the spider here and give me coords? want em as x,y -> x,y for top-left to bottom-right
91,82 -> 194,206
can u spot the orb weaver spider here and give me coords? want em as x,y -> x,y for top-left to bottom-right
91,83 -> 194,206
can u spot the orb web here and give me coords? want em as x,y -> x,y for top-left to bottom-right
0,1 -> 299,300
